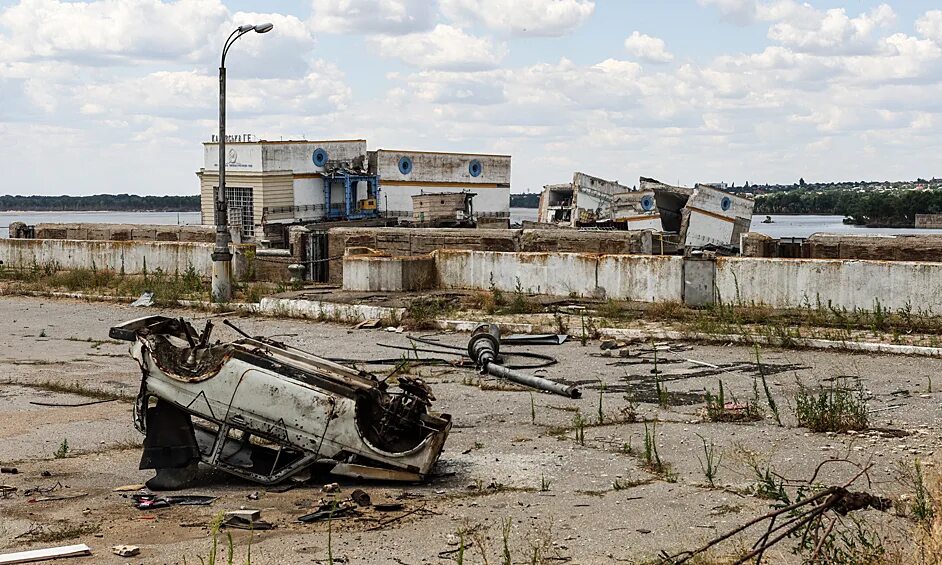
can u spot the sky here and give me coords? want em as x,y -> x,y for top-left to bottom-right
1,1 -> 942,196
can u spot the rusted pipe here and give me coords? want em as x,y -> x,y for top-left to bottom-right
467,324 -> 580,399
483,362 -> 581,399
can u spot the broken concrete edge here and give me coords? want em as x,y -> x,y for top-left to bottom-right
8,289 -> 941,358
598,327 -> 942,358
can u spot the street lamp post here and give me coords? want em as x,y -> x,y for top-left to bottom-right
212,22 -> 273,302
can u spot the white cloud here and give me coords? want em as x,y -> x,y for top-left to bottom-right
916,10 -> 942,44
3,0 -> 942,197
696,0 -> 757,25
767,4 -> 895,54
0,0 -> 228,63
370,24 -> 506,70
309,0 -> 433,34
624,31 -> 673,64
0,1 -> 316,77
440,0 -> 594,37
76,63 -> 350,120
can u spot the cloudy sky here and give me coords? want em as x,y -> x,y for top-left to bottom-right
1,0 -> 941,196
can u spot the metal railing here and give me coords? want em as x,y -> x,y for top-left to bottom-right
262,205 -> 511,221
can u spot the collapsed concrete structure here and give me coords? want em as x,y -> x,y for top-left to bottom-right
536,175 -> 753,250
537,172 -> 660,230
640,177 -> 754,249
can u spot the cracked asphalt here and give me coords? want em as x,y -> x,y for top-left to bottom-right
0,295 -> 939,564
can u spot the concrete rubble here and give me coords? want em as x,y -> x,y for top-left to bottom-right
536,174 -> 754,250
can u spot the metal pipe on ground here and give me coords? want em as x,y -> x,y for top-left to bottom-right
467,324 -> 581,399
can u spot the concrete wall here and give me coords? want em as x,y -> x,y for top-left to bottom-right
343,255 -> 436,291
435,250 -> 684,301
340,245 -> 942,313
715,257 -> 942,312
741,232 -> 942,262
0,238 -> 250,280
916,214 -> 942,229
33,223 -> 215,243
326,227 -> 654,283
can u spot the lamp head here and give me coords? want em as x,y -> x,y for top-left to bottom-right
254,23 -> 273,33
236,24 -> 255,32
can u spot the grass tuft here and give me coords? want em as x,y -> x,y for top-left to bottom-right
794,377 -> 868,433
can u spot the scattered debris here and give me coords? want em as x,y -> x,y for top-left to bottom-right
321,483 -> 340,493
0,467 -> 17,474
467,324 -> 580,398
129,292 -> 154,307
373,501 -> 405,512
353,319 -> 381,330
500,333 -> 568,346
111,545 -> 139,558
110,315 -> 451,489
29,398 -> 118,408
350,489 -> 371,507
298,501 -> 358,523
221,509 -> 273,530
226,509 -> 260,521
0,544 -> 92,564
113,484 -> 146,492
132,494 -> 216,510
28,493 -> 88,503
662,464 -> 889,564
222,512 -> 273,530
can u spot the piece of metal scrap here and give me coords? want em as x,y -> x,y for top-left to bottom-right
110,315 -> 451,489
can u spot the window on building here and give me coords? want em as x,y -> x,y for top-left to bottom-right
213,186 -> 255,238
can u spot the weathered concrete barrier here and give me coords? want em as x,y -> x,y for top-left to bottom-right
715,257 -> 942,312
327,227 -> 656,283
343,255 -> 436,291
32,223 -> 214,242
434,250 -> 684,301
0,238 -> 250,279
343,248 -> 942,313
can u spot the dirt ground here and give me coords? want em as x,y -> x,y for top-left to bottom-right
0,295 -> 939,564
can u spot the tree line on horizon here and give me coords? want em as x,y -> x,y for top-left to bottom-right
0,194 -> 200,212
754,189 -> 942,226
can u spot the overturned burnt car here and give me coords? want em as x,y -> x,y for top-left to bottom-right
110,316 -> 451,489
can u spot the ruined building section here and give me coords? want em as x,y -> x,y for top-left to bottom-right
537,172 -> 659,229
641,177 -> 754,249
111,316 -> 451,488
537,183 -> 574,225
611,191 -> 661,230
570,172 -> 628,225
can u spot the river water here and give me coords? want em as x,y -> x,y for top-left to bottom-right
2,209 -> 942,239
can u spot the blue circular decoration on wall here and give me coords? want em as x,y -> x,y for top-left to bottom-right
640,195 -> 655,211
469,159 -> 483,177
312,148 -> 328,167
398,156 -> 413,175
721,196 -> 732,211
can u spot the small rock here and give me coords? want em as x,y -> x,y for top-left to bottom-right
112,545 -> 140,557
